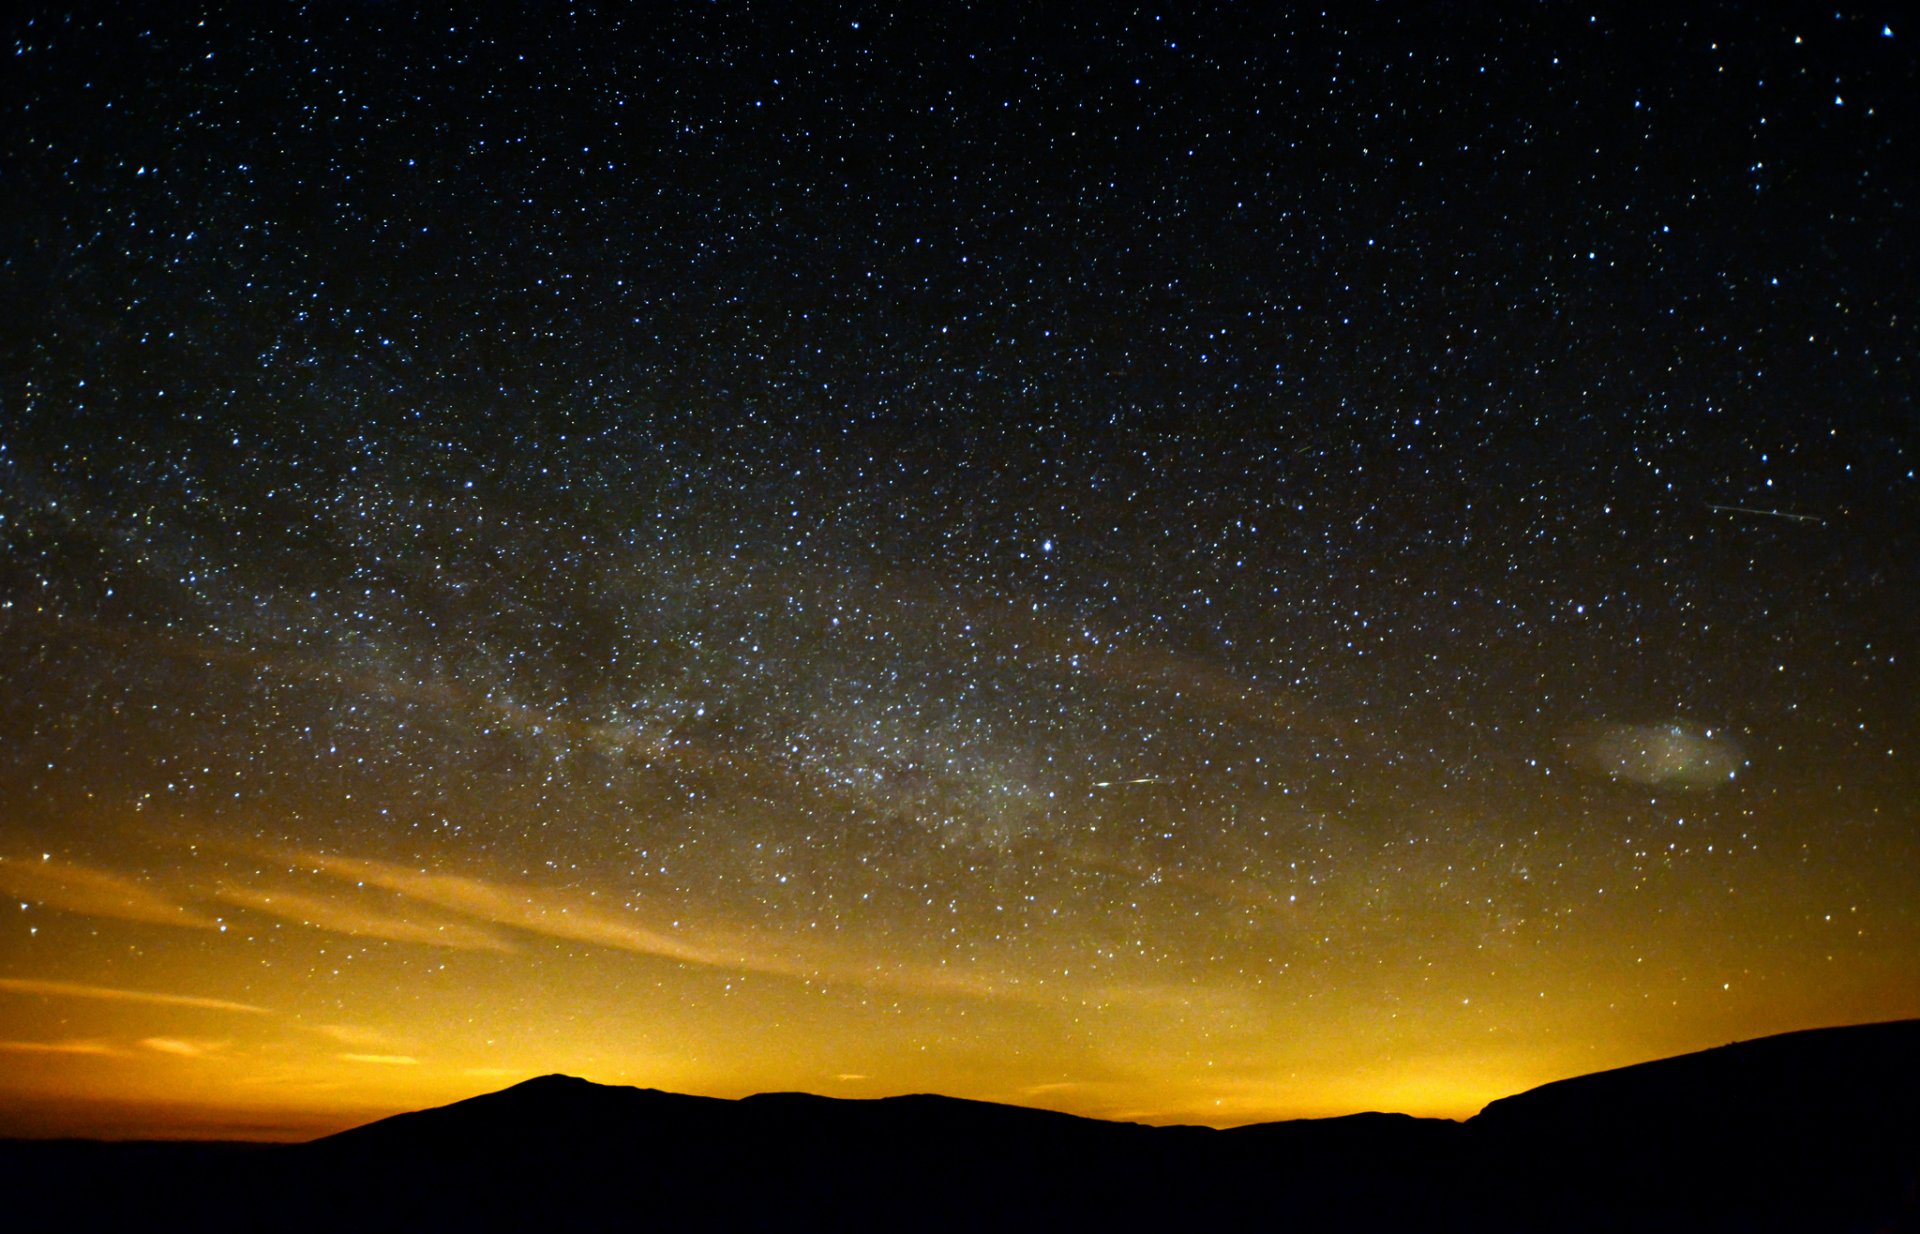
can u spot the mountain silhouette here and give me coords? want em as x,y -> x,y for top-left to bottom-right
1463,1019 -> 1920,1232
4,1018 -> 1915,1232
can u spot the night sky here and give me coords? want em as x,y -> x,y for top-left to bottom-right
1,4 -> 1914,1140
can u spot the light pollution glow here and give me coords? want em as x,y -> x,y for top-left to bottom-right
1,583 -> 1913,1139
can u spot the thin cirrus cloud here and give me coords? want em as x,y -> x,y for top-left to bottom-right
310,1024 -> 399,1050
0,977 -> 269,1015
212,884 -> 518,954
0,847 -> 520,955
139,1037 -> 227,1058
0,1038 -> 125,1056
0,847 -> 1166,1012
0,854 -> 218,930
288,850 -> 1023,1002
294,852 -> 749,968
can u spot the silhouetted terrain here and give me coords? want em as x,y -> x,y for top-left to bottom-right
5,1019 -> 1915,1232
1467,1019 -> 1920,1231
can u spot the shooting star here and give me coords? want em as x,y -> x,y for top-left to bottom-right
1706,503 -> 1825,525
1092,777 -> 1173,789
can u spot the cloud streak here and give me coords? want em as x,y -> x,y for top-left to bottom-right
310,1024 -> 399,1050
286,850 -> 1023,1002
0,977 -> 269,1015
214,884 -> 517,953
0,855 -> 218,930
295,852 -> 729,965
140,1037 -> 227,1058
0,1038 -> 124,1056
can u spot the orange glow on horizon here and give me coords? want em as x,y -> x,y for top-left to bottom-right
4,831 -> 1915,1139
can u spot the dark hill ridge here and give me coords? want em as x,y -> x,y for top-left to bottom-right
4,1018 -> 1916,1232
1472,1017 -> 1919,1138
1461,1019 -> 1920,1232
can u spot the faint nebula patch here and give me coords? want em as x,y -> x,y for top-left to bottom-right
1560,722 -> 1742,788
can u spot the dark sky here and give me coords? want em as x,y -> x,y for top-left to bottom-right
0,4 -> 1914,1137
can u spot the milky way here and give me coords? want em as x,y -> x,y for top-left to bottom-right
0,6 -> 1914,1137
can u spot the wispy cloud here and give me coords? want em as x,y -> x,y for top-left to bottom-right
288,851 -> 1019,1002
140,1037 -> 227,1058
0,1038 -> 124,1056
310,1024 -> 398,1050
214,884 -> 516,953
0,977 -> 269,1015
0,854 -> 218,929
1017,1081 -> 1086,1095
295,852 -> 737,966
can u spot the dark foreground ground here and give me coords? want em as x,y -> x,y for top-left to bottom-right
4,1019 -> 1916,1232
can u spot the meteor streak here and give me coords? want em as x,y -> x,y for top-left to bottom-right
1705,503 -> 1825,524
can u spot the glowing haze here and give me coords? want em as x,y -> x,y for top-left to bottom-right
1,7 -> 1915,1139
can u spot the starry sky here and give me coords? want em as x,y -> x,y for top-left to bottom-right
1,4 -> 1914,1140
